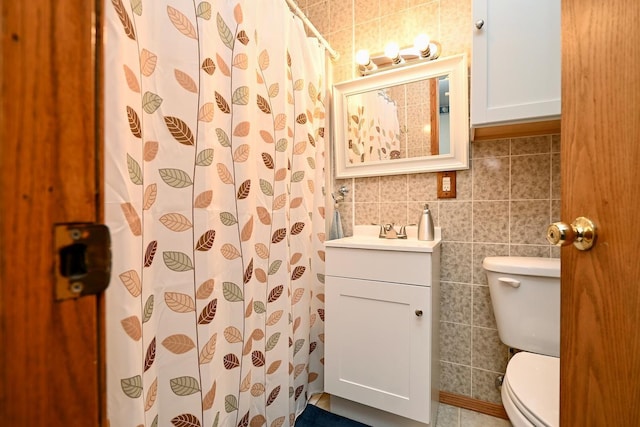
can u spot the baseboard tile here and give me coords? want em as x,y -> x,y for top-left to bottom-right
439,391 -> 508,420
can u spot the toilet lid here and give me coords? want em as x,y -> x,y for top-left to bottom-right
506,352 -> 559,427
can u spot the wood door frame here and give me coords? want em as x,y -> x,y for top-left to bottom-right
0,0 -> 104,425
96,0 -> 107,424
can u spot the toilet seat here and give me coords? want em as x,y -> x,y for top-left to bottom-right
503,352 -> 559,427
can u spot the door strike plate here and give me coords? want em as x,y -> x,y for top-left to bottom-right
54,223 -> 111,301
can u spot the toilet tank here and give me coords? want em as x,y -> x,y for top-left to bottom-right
483,257 -> 560,357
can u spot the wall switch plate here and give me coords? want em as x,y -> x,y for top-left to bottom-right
437,171 -> 457,198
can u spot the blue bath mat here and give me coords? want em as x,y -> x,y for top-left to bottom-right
296,404 -> 371,427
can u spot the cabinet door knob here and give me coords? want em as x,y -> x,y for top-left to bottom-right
475,19 -> 485,29
415,310 -> 423,317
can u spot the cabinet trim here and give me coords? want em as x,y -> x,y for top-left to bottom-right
471,119 -> 561,142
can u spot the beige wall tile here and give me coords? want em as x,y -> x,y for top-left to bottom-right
354,20 -> 381,56
470,370 -> 505,405
472,284 -> 498,329
552,152 -> 561,200
306,1 -> 330,36
328,28 -> 354,69
354,202 -> 380,225
472,327 -> 508,372
441,321 -> 471,365
441,281 -> 472,324
510,244 -> 551,258
329,0 -> 354,33
380,174 -> 408,201
455,166 -> 473,200
551,199 -> 561,222
510,200 -> 550,245
473,201 -> 509,243
440,201 -> 472,241
471,139 -> 509,159
380,201 -> 408,224
406,80 -> 429,106
408,3 -> 441,45
440,0 -> 472,58
354,176 -> 379,201
441,361 -> 472,396
406,103 -> 425,127
441,241 -> 472,283
551,134 -> 561,153
407,172 -> 438,201
511,154 -> 551,200
380,0 -> 409,18
354,0 -> 380,24
473,158 -> 510,200
472,243 -> 509,286
511,135 -> 551,155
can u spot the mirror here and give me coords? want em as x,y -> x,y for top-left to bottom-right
333,54 -> 468,178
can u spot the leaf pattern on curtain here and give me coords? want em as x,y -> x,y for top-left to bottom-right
347,91 -> 402,163
105,1 -> 327,426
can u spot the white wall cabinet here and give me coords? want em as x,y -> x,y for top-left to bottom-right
471,0 -> 560,129
324,235 -> 440,427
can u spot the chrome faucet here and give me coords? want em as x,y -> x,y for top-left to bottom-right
384,224 -> 397,239
379,223 -> 408,239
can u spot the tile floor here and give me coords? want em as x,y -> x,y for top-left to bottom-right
308,394 -> 512,427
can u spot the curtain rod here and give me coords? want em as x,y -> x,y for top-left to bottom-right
284,0 -> 340,61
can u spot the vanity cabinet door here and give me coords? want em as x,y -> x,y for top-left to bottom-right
325,276 -> 432,424
471,0 -> 560,127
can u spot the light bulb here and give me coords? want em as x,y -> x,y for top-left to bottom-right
355,49 -> 371,66
414,34 -> 431,52
384,42 -> 401,63
428,42 -> 440,59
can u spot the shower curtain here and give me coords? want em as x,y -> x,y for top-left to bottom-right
104,1 -> 327,426
347,91 -> 401,163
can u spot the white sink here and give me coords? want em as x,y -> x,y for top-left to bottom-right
325,225 -> 441,252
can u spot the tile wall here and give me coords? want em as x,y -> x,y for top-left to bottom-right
295,0 -> 561,404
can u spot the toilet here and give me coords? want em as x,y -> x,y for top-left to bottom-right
482,256 -> 561,427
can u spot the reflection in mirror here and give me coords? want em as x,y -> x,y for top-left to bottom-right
439,76 -> 450,155
346,76 -> 451,163
333,55 -> 468,178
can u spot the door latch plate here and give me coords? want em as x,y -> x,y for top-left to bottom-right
54,223 -> 111,301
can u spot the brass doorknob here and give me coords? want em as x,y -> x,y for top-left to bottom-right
547,217 -> 597,251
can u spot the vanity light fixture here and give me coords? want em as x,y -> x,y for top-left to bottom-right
414,34 -> 432,58
356,33 -> 441,76
384,42 -> 403,64
355,49 -> 377,73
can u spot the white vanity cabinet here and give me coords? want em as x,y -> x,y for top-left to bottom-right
325,235 -> 440,427
471,0 -> 560,133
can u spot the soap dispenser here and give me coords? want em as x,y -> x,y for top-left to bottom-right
417,204 -> 434,241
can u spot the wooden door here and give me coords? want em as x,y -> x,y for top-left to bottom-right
0,1 -> 103,425
561,0 -> 640,425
